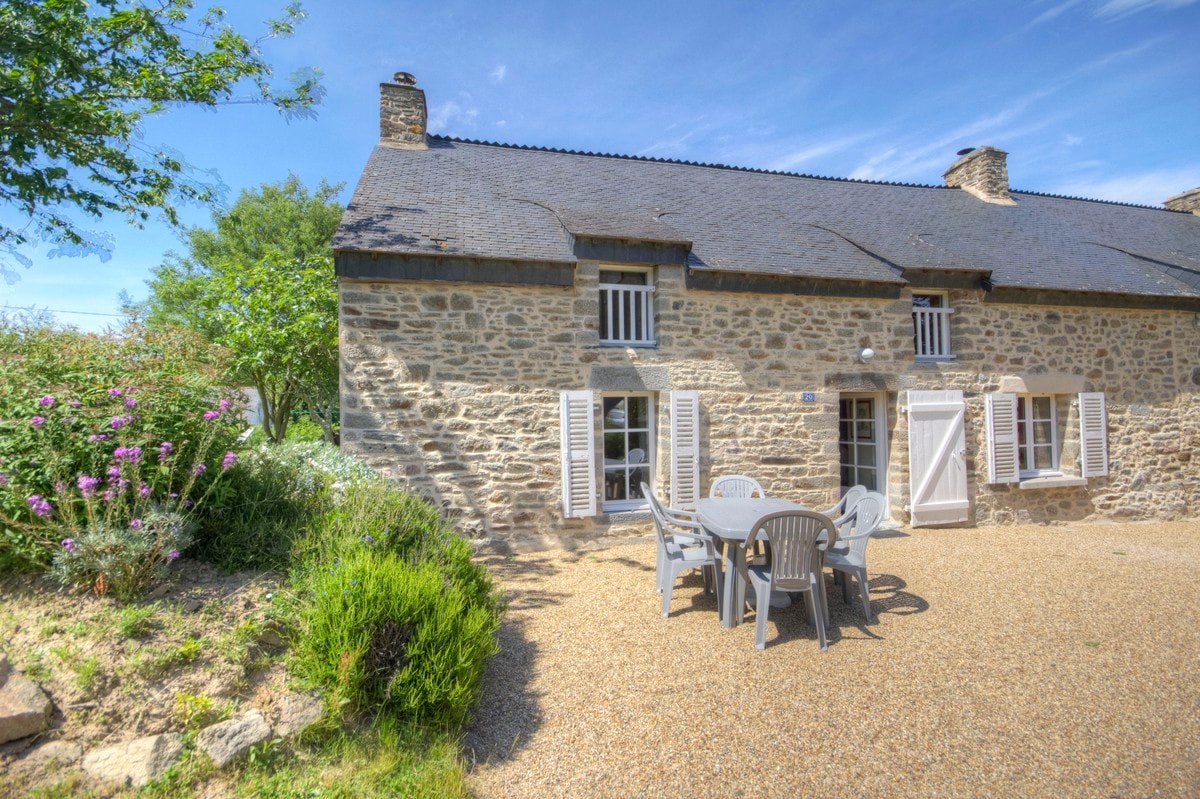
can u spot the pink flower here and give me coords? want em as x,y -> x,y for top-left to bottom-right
77,474 -> 101,497
219,398 -> 231,411
194,463 -> 207,477
130,518 -> 142,529
30,416 -> 45,428
61,538 -> 76,551
221,451 -> 237,471
108,387 -> 123,397
124,397 -> 138,408
167,550 -> 180,561
38,395 -> 55,407
203,410 -> 220,421
109,415 -> 131,429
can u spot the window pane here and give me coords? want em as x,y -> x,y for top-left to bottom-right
856,443 -> 876,467
626,396 -> 650,429
1017,397 -> 1027,422
839,399 -> 852,418
839,443 -> 852,463
840,466 -> 853,487
1019,447 -> 1029,472
629,468 -> 649,498
627,432 -> 649,461
600,270 -> 646,285
858,467 -> 878,492
855,399 -> 872,419
1031,396 -> 1052,419
855,420 -> 875,442
1032,421 -> 1052,445
839,420 -> 851,441
1033,445 -> 1054,470
603,433 -> 625,461
603,397 -> 625,429
599,290 -> 610,340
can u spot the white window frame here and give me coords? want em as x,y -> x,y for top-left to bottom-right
601,392 -> 655,512
599,266 -> 656,347
912,291 -> 954,361
838,393 -> 888,497
1017,394 -> 1060,478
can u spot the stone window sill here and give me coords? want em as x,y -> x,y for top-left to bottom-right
915,355 -> 957,363
1018,475 -> 1088,490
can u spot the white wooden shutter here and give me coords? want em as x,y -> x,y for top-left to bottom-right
559,391 -> 597,518
985,393 -> 1020,484
669,390 -> 701,511
906,390 -> 969,526
1079,392 -> 1109,478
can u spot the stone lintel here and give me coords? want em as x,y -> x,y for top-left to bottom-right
998,373 -> 1086,395
588,365 -> 671,391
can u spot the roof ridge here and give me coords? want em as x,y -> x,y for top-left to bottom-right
429,135 -> 1183,213
428,134 -> 945,191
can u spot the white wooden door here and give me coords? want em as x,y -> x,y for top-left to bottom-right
907,390 -> 969,526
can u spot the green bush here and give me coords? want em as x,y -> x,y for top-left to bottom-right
284,415 -> 326,443
293,480 -> 501,727
0,321 -> 242,571
51,509 -> 194,600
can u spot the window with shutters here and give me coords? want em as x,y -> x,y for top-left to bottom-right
912,292 -> 954,360
599,268 -> 655,346
601,394 -> 654,510
1016,395 -> 1060,476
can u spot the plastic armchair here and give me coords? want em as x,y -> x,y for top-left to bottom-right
643,483 -> 721,618
821,485 -> 868,524
741,510 -> 835,651
824,492 -> 886,622
709,475 -> 766,499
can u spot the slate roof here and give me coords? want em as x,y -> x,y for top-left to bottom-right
334,136 -> 1200,300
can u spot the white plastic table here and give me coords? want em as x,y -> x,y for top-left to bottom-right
696,497 -> 809,629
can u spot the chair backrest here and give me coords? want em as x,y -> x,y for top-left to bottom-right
709,475 -> 766,499
843,492 -> 886,558
841,485 -> 868,514
751,511 -> 833,592
642,482 -> 706,546
628,447 -> 645,465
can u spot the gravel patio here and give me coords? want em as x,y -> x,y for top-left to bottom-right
463,520 -> 1200,798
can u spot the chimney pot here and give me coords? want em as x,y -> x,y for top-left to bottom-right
380,71 -> 427,149
944,146 -> 1015,206
1164,187 -> 1200,216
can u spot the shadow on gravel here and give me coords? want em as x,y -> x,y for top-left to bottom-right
461,613 -> 543,769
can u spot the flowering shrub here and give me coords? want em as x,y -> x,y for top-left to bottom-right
0,321 -> 242,574
50,509 -> 194,599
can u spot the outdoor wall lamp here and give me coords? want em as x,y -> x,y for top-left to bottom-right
858,346 -> 876,363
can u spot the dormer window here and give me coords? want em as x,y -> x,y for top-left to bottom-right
599,267 -> 655,346
912,292 -> 954,360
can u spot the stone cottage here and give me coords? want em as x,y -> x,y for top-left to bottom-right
334,73 -> 1200,550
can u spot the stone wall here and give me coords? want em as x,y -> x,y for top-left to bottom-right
339,262 -> 1200,549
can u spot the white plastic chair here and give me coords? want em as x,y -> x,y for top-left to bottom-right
824,492 -> 886,622
742,510 -> 835,651
643,483 -> 721,618
709,475 -> 766,499
821,485 -> 868,524
627,448 -> 645,465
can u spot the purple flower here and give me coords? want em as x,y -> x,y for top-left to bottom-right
168,492 -> 179,499
102,489 -> 114,503
61,538 -> 76,551
109,415 -> 130,429
88,434 -> 113,443
54,482 -> 67,494
124,396 -> 138,408
27,494 -> 52,519
221,451 -> 237,471
38,395 -> 56,407
69,400 -> 81,409
167,550 -> 180,561
194,463 -> 207,477
203,410 -> 220,421
219,398 -> 232,412
77,474 -> 101,497
113,446 -> 142,463
107,465 -> 122,480
158,441 -> 174,461
108,387 -> 123,397
30,416 -> 45,428
130,518 -> 142,529
0,473 -> 8,487
139,482 -> 151,498
117,478 -> 130,494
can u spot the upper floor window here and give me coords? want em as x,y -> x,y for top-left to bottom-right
599,268 -> 655,346
912,292 -> 954,360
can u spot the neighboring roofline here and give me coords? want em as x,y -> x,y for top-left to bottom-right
428,135 -> 1180,213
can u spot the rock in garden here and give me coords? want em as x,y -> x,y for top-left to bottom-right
81,733 -> 183,788
272,692 -> 324,738
196,709 -> 272,768
14,739 -> 83,774
0,653 -> 54,744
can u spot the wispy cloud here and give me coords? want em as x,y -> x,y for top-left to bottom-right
635,121 -> 716,159
1026,0 -> 1088,27
489,65 -> 507,83
1094,0 -> 1196,18
1047,166 -> 1200,205
765,134 -> 872,173
427,101 -> 479,133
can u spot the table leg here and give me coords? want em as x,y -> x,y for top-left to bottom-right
719,540 -> 739,629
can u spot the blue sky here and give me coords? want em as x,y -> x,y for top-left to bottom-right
3,0 -> 1199,330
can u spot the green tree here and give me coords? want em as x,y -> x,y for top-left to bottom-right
0,0 -> 322,278
146,176 -> 343,442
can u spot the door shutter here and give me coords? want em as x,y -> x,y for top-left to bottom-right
1079,392 -> 1109,478
985,393 -> 1020,484
559,391 -> 597,518
906,390 -> 969,526
669,390 -> 701,511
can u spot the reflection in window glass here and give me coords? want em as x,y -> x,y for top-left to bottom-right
602,394 -> 653,509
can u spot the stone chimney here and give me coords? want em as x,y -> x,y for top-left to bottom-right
943,146 -> 1015,206
1164,187 -> 1200,216
380,71 -> 427,149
